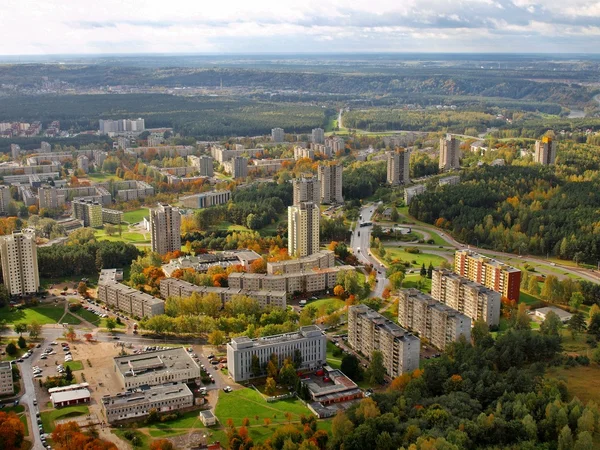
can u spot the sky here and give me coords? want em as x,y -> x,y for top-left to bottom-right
2,0 -> 600,55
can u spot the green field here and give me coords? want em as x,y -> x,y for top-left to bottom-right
64,360 -> 84,371
40,405 -> 89,432
326,341 -> 343,370
215,388 -> 312,427
86,172 -> 120,182
113,429 -> 152,449
60,313 -> 82,325
122,208 -> 149,224
307,297 -> 345,315
402,273 -> 432,292
547,365 -> 600,404
383,247 -> 447,269
215,221 -> 252,232
94,227 -> 150,244
0,305 -> 65,325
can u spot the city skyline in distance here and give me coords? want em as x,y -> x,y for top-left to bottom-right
2,0 -> 600,55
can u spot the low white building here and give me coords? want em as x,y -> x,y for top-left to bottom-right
535,307 -> 573,323
227,325 -> 326,382
50,388 -> 91,408
199,410 -> 217,426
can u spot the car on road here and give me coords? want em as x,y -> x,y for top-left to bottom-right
113,336 -> 120,340
50,342 -> 58,346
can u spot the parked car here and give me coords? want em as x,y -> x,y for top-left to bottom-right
223,386 -> 233,393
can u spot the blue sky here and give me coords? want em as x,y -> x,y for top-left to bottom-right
2,0 -> 600,55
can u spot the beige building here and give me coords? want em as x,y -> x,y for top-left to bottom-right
223,156 -> 248,179
325,137 -> 344,155
227,325 -> 326,382
398,288 -> 471,350
294,146 -> 315,160
267,250 -> 334,274
288,202 -> 320,257
104,384 -> 194,424
180,190 -> 230,209
348,304 -> 420,378
271,127 -> 285,143
0,229 -> 39,296
72,199 -> 102,228
98,269 -> 165,318
115,180 -> 155,201
312,128 -> 325,144
293,176 -> 320,205
454,249 -> 521,302
431,269 -> 501,326
439,134 -> 460,171
318,162 -> 343,204
387,148 -> 410,185
189,155 -> 214,177
404,184 -> 426,206
159,278 -> 287,309
150,203 -> 181,255
0,361 -> 13,395
102,208 -> 124,225
113,347 -> 201,389
534,136 -> 557,165
0,185 -> 13,214
77,155 -> 89,173
38,186 -> 65,210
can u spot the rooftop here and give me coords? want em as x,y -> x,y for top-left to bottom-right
351,304 -> 418,342
50,389 -> 90,404
114,347 -> 198,377
229,325 -> 323,349
104,384 -> 192,407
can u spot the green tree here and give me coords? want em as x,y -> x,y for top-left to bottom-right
208,330 -> 225,346
527,276 -> 540,295
367,350 -> 385,385
570,292 -> 584,311
5,342 -> 17,355
574,431 -> 594,450
420,263 -> 427,277
514,303 -> 531,330
568,313 -> 587,339
388,272 -> 405,290
557,425 -> 573,450
265,377 -> 277,396
13,324 -> 27,336
588,313 -> 600,339
251,354 -> 261,377
471,320 -> 493,348
105,317 -> 117,332
17,336 -> 26,349
293,349 -> 303,369
427,262 -> 433,279
331,411 -> 354,446
27,321 -> 42,339
540,311 -> 562,336
0,284 -> 9,307
340,354 -> 363,382
64,365 -> 73,382
589,304 -> 600,323
279,360 -> 298,387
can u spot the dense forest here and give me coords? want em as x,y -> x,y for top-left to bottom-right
408,149 -> 600,263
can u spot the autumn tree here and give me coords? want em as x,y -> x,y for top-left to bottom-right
27,321 -> 42,339
13,324 -> 26,336
208,329 -> 225,346
77,281 -> 88,297
333,285 -> 345,298
64,326 -> 77,342
265,377 -> 277,396
150,440 -> 174,450
0,411 -> 25,450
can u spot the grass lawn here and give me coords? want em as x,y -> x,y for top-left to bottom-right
215,388 -> 312,427
41,275 -> 98,290
40,405 -> 89,432
402,273 -> 432,292
383,247 -> 447,269
0,305 -> 65,325
307,297 -> 345,315
113,429 -> 152,449
94,228 -> 150,244
326,341 -> 343,370
122,208 -> 149,224
215,221 -> 251,232
560,329 -> 591,355
86,172 -> 120,182
64,360 -> 84,371
546,365 -> 600,404
60,313 -> 81,325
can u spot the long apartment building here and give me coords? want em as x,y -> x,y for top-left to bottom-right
227,325 -> 326,382
104,384 -> 193,424
387,148 -> 410,185
159,278 -> 286,309
0,361 -> 14,395
0,185 -> 11,214
102,209 -> 124,225
0,229 -> 39,296
318,162 -> 343,204
267,250 -> 334,275
293,176 -> 320,205
113,347 -> 201,389
98,270 -> 164,318
115,180 -> 155,201
431,269 -> 501,326
72,199 -> 102,227
348,305 -> 420,378
454,250 -> 521,302
150,203 -> 181,255
404,184 -> 426,206
294,146 -> 314,160
180,190 -> 230,209
125,146 -> 193,157
228,265 -> 355,295
38,186 -> 65,209
397,289 -> 471,350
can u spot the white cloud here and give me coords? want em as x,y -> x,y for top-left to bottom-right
0,0 -> 600,54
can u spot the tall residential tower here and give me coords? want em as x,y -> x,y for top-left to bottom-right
317,162 -> 343,204
387,148 -> 410,185
150,204 -> 181,255
0,229 -> 39,296
439,134 -> 460,171
288,202 -> 320,257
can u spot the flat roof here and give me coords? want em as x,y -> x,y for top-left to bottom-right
536,307 -> 572,319
51,389 -> 90,404
114,347 -> 198,377
105,384 -> 192,407
200,410 -> 215,419
0,361 -> 11,371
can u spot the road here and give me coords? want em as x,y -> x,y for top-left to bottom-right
337,109 -> 343,129
350,204 -> 387,297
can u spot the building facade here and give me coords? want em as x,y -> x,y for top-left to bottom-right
98,269 -> 165,318
312,128 -> 325,144
197,155 -> 214,177
294,146 -> 315,161
431,269 -> 501,326
454,250 -> 521,302
318,162 -> 343,204
0,229 -> 39,296
0,361 -> 13,395
227,325 -> 326,382
397,289 -> 471,350
102,208 -> 124,225
439,134 -> 460,171
267,250 -> 334,274
180,191 -> 231,209
288,202 -> 320,257
150,203 -> 181,255
72,199 -> 102,228
404,184 -> 426,205
348,305 -> 420,378
0,185 -> 13,214
38,186 -> 65,210
293,177 -> 320,205
387,148 -> 410,185
534,136 -> 557,165
271,128 -> 285,143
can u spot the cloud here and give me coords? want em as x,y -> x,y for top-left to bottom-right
1,0 -> 600,54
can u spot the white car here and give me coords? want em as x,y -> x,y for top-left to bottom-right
34,373 -> 43,378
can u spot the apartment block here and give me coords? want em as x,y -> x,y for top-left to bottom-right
113,347 -> 200,389
439,134 -> 460,171
229,265 -> 353,295
387,148 -> 410,185
294,146 -> 315,160
180,190 -> 231,209
267,250 -> 334,274
104,384 -> 194,424
454,249 -> 521,302
404,184 -> 426,205
77,155 -> 89,173
325,137 -> 344,154
311,128 -> 325,144
534,136 -> 557,165
397,289 -> 471,350
0,186 -> 12,214
0,229 -> 39,296
318,162 -> 343,204
97,271 -> 165,318
125,146 -> 193,158
38,186 -> 65,210
293,176 -> 320,205
222,156 -> 248,179
10,144 -> 20,160
348,305 -> 420,378
188,155 -> 214,177
439,175 -> 460,186
150,203 -> 181,255
288,202 -> 320,257
115,180 -> 155,201
72,199 -> 102,228
99,118 -> 145,134
271,127 -> 285,143
209,146 -> 263,164
227,325 -> 326,382
159,278 -> 287,309
431,269 -> 501,326
0,361 -> 14,395
102,208 -> 124,225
